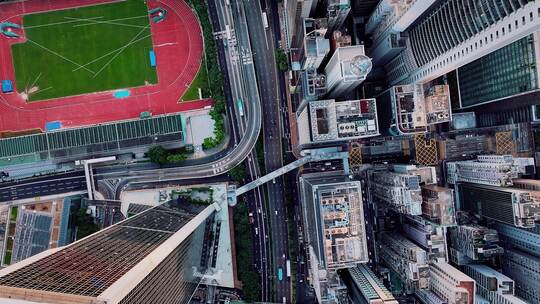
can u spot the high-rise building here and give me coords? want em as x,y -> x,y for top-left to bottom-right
325,0 -> 351,34
428,262 -> 475,304
345,264 -> 398,304
463,264 -> 528,304
446,155 -> 522,186
377,232 -> 429,293
299,172 -> 369,303
384,0 -> 540,85
285,0 -> 320,48
391,164 -> 437,185
330,30 -> 352,50
0,200 -> 219,304
401,215 -> 448,262
376,84 -> 451,135
493,222 -> 540,257
447,224 -> 504,264
324,46 -> 372,98
501,248 -> 540,304
300,18 -> 331,70
456,182 -> 539,228
365,0 -> 436,65
513,178 -> 540,206
298,68 -> 327,101
457,32 -> 540,109
421,185 -> 456,226
370,169 -> 422,215
296,99 -> 379,148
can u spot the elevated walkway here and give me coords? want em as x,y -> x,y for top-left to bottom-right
235,150 -> 349,196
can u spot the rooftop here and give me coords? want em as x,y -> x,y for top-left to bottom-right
300,172 -> 369,270
0,201 -> 205,298
307,99 -> 379,143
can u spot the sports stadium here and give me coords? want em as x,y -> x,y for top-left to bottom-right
0,0 -> 210,133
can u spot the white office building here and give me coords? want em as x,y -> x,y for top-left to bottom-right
463,265 -> 528,304
324,46 -> 372,98
428,262 -> 475,304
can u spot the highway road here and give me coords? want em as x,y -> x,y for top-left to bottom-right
0,173 -> 85,202
209,0 -> 271,300
242,0 -> 291,302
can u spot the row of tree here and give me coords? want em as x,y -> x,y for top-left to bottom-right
147,145 -> 188,165
187,0 -> 228,150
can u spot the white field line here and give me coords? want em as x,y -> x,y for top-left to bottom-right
72,14 -> 149,28
28,72 -> 42,89
26,38 -> 95,74
92,24 -> 150,78
24,16 -> 104,29
33,86 -> 52,95
72,34 -> 151,72
64,16 -> 147,29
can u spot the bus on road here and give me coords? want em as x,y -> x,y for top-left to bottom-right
277,267 -> 283,281
286,260 -> 291,277
237,98 -> 244,116
262,12 -> 268,28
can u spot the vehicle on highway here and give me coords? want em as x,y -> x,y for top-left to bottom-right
277,267 -> 283,281
286,260 -> 291,277
262,12 -> 268,28
237,98 -> 244,117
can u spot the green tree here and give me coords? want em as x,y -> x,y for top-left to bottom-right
275,48 -> 289,72
75,208 -> 99,240
202,137 -> 216,150
229,164 -> 247,182
147,145 -> 169,165
166,153 -> 187,163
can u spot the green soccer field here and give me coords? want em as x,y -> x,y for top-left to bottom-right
11,0 -> 158,102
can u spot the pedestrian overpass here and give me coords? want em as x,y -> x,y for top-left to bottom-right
235,151 -> 349,196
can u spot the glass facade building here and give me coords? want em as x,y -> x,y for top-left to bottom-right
458,34 -> 538,108
0,200 -> 217,304
408,0 -> 529,67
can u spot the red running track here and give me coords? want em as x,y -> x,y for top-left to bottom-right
0,0 -> 210,132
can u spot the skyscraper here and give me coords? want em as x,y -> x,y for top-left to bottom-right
324,46 -> 372,98
365,0 -> 436,65
421,185 -> 456,226
324,0 -> 351,34
446,155 -> 518,186
493,222 -> 540,257
401,215 -> 448,262
299,171 -> 369,303
377,232 -> 429,293
385,0 -> 540,85
463,264 -> 528,304
300,18 -> 331,70
447,224 -> 504,264
428,262 -> 475,304
456,32 -> 540,109
0,200 -> 219,304
370,168 -> 422,215
296,99 -> 379,148
501,248 -> 540,304
345,264 -> 398,304
376,84 -> 451,135
457,182 -> 539,228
